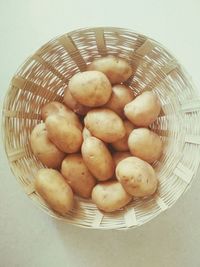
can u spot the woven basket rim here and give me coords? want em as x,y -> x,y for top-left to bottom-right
2,27 -> 200,230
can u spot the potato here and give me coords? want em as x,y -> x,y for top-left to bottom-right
84,108 -> 126,143
45,115 -> 82,153
68,71 -> 112,107
41,101 -> 82,130
124,91 -> 161,127
63,89 -> 90,115
87,55 -> 133,84
104,85 -> 134,118
111,120 -> 134,151
128,128 -> 163,164
81,136 -> 114,181
30,123 -> 65,168
82,127 -> 92,140
92,181 -> 132,212
61,154 -> 96,198
35,168 -> 74,215
116,157 -> 158,197
113,151 -> 132,167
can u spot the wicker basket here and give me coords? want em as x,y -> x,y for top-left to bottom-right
2,27 -> 200,230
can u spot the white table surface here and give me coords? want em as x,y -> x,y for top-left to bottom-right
1,1 -> 200,266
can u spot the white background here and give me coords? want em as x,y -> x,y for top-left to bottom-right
1,1 -> 200,266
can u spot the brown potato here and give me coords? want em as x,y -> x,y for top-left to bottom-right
124,91 -> 161,127
113,151 -> 132,167
104,84 -> 134,118
87,55 -> 133,84
81,136 -> 114,181
45,115 -> 82,153
82,127 -> 92,140
116,157 -> 158,197
41,101 -> 83,130
111,120 -> 134,151
128,128 -> 163,163
69,71 -> 112,107
30,123 -> 65,168
61,154 -> 96,198
35,168 -> 74,215
92,181 -> 132,212
84,108 -> 126,143
63,89 -> 90,115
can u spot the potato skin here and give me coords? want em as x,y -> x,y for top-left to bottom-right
41,101 -> 82,130
92,181 -> 132,212
84,108 -> 126,143
116,157 -> 158,197
68,71 -> 112,107
45,115 -> 83,153
87,56 -> 133,84
82,127 -> 92,140
63,89 -> 90,115
113,151 -> 132,167
61,154 -> 96,198
124,91 -> 161,127
128,128 -> 163,163
81,137 -> 114,181
111,120 -> 134,151
104,85 -> 134,118
30,123 -> 65,168
35,168 -> 74,215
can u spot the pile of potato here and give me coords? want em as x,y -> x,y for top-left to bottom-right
30,55 -> 162,215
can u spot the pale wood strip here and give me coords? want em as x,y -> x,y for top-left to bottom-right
124,206 -> 137,227
134,39 -> 155,57
24,182 -> 35,195
11,76 -> 61,98
143,60 -> 177,91
181,99 -> 200,112
7,148 -> 27,162
58,35 -> 87,71
156,196 -> 168,211
185,135 -> 200,145
33,54 -> 67,82
173,163 -> 194,184
4,110 -> 40,120
91,210 -> 104,228
94,28 -> 107,56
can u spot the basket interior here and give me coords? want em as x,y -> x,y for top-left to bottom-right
3,27 -> 200,229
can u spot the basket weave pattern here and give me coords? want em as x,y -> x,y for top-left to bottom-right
2,27 -> 200,229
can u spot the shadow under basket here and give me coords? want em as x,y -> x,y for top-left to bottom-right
2,27 -> 200,230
